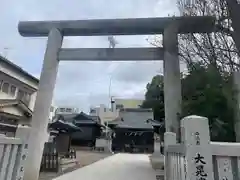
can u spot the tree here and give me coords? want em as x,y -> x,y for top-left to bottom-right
182,62 -> 235,141
141,75 -> 165,121
143,63 -> 235,141
178,0 -> 240,72
148,0 -> 240,71
145,0 -> 239,141
177,0 -> 238,141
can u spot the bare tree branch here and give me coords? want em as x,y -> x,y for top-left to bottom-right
176,0 -> 240,72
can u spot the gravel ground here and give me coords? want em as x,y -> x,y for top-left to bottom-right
39,150 -> 111,180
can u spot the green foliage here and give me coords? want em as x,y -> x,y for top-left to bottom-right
141,75 -> 164,122
143,62 -> 236,142
182,62 -> 235,141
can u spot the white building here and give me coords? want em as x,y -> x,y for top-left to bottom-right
49,104 -> 57,122
0,55 -> 39,136
114,98 -> 144,109
89,104 -> 118,125
89,98 -> 144,125
55,106 -> 80,115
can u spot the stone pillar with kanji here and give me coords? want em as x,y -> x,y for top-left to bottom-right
181,115 -> 214,180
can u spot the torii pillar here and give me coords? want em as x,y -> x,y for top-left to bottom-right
24,28 -> 63,180
163,23 -> 182,141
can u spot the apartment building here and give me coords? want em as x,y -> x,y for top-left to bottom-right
89,98 -> 144,125
55,106 -> 80,115
89,104 -> 118,125
114,98 -> 144,110
0,55 -> 39,135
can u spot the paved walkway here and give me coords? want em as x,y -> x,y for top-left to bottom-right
53,153 -> 157,180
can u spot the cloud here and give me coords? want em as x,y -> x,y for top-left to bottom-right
113,61 -> 163,84
0,0 -> 179,112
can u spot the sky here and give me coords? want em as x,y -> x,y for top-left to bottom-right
0,0 -> 180,112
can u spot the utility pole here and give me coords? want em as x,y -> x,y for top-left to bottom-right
106,36 -> 118,152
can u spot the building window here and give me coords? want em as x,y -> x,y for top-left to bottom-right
0,80 -> 3,90
10,85 -> 17,97
59,108 -> 65,112
24,92 -> 31,105
17,89 -> 24,100
90,109 -> 96,114
116,104 -> 124,109
16,89 -> 31,106
66,108 -> 72,112
2,82 -> 9,93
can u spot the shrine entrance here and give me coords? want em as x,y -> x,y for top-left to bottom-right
18,16 -> 216,180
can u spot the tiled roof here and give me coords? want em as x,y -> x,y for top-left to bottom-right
107,110 -> 163,130
0,55 -> 39,83
119,108 -> 153,112
54,114 -> 79,122
0,99 -> 32,116
48,120 -> 82,132
0,99 -> 17,106
108,118 -> 162,129
54,112 -> 102,125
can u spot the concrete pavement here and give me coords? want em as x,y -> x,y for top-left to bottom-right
53,153 -> 156,180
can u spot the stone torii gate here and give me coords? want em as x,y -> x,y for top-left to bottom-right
18,16 -> 215,180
